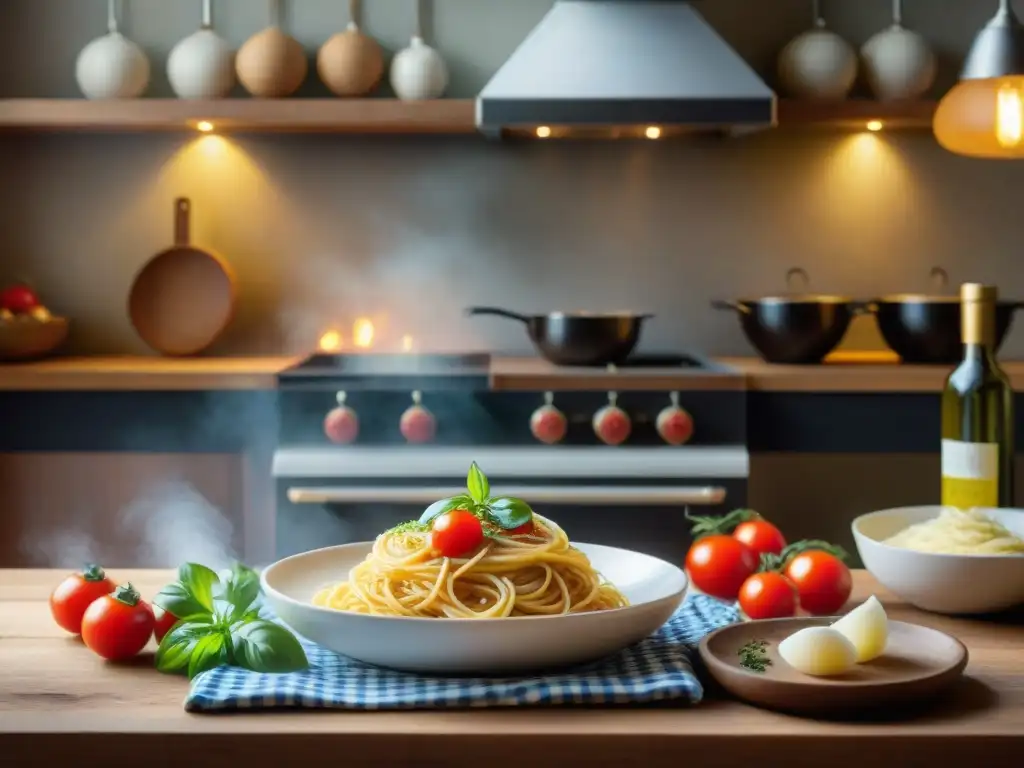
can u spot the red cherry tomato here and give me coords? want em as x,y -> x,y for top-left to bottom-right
784,551 -> 853,615
430,509 -> 485,558
81,583 -> 155,661
49,564 -> 117,635
685,535 -> 758,601
0,283 -> 40,314
738,572 -> 798,620
152,605 -> 179,643
733,520 -> 787,557
508,519 -> 535,536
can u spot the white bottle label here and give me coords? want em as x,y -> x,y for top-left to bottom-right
941,439 -> 998,479
941,439 -> 999,509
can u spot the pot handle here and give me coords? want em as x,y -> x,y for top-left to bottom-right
465,306 -> 531,323
930,266 -> 950,292
786,266 -> 810,291
710,299 -> 750,314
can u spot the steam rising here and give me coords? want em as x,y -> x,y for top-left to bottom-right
20,479 -> 237,570
122,481 -> 236,570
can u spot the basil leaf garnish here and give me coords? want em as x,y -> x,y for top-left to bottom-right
487,497 -> 533,530
155,622 -> 203,675
188,633 -> 229,679
153,582 -> 209,621
220,562 -> 261,621
466,461 -> 490,503
153,562 -> 308,680
419,495 -> 472,525
231,620 -> 308,674
179,563 -> 219,612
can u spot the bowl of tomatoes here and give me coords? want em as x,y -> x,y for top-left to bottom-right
0,282 -> 69,361
684,509 -> 854,621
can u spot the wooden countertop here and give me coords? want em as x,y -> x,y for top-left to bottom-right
0,355 -> 297,390
1,570 -> 1021,767
4,354 -> 1024,393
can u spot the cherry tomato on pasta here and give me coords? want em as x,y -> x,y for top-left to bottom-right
784,550 -> 852,615
685,535 -> 758,601
430,509 -> 484,558
738,572 -> 798,620
49,563 -> 116,635
733,520 -> 787,557
508,518 -> 534,536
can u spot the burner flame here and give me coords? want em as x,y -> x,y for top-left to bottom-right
319,330 -> 342,352
353,318 -> 374,349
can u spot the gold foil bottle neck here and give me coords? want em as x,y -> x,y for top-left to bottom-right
960,283 -> 998,303
960,283 -> 997,346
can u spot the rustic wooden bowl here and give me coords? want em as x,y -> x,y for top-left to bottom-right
0,316 -> 69,361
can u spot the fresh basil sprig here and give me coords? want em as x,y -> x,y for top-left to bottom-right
153,561 -> 307,680
418,462 -> 534,531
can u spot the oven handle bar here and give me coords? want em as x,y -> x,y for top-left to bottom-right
287,486 -> 727,505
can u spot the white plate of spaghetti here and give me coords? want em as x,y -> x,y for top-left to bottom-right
260,462 -> 688,674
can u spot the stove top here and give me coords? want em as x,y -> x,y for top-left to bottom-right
281,351 -> 721,375
280,352 -> 493,378
277,351 -> 733,391
274,351 -> 746,446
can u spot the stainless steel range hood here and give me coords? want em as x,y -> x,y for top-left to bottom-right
476,0 -> 776,137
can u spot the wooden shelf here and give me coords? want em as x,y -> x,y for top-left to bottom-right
0,98 -> 477,134
0,98 -> 935,135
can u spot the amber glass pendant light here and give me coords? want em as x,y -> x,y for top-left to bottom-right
934,0 -> 1024,158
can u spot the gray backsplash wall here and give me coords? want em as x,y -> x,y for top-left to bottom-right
3,0 -> 1024,357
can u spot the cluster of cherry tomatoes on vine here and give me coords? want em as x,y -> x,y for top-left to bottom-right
684,509 -> 853,619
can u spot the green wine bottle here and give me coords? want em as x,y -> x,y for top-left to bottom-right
941,283 -> 1015,508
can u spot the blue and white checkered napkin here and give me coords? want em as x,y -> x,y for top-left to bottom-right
185,593 -> 738,712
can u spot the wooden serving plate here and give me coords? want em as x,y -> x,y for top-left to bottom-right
698,616 -> 968,718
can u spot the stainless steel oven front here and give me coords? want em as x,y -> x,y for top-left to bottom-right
272,446 -> 749,565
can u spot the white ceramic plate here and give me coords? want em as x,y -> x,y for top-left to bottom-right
852,505 -> 1024,614
260,541 -> 688,674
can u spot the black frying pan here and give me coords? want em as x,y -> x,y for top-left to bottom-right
466,306 -> 653,366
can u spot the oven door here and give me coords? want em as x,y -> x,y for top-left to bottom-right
273,447 -> 748,564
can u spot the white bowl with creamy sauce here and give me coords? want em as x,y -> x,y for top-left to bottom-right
852,505 -> 1024,615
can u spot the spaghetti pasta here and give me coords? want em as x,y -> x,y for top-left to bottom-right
312,513 -> 629,618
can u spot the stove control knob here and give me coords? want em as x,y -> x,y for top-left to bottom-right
593,391 -> 631,446
530,391 -> 568,445
657,391 -> 694,446
400,390 -> 436,444
324,391 -> 359,444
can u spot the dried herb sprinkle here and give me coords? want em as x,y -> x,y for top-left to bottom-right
738,639 -> 772,673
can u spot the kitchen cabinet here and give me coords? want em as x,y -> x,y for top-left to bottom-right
0,452 -> 245,568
